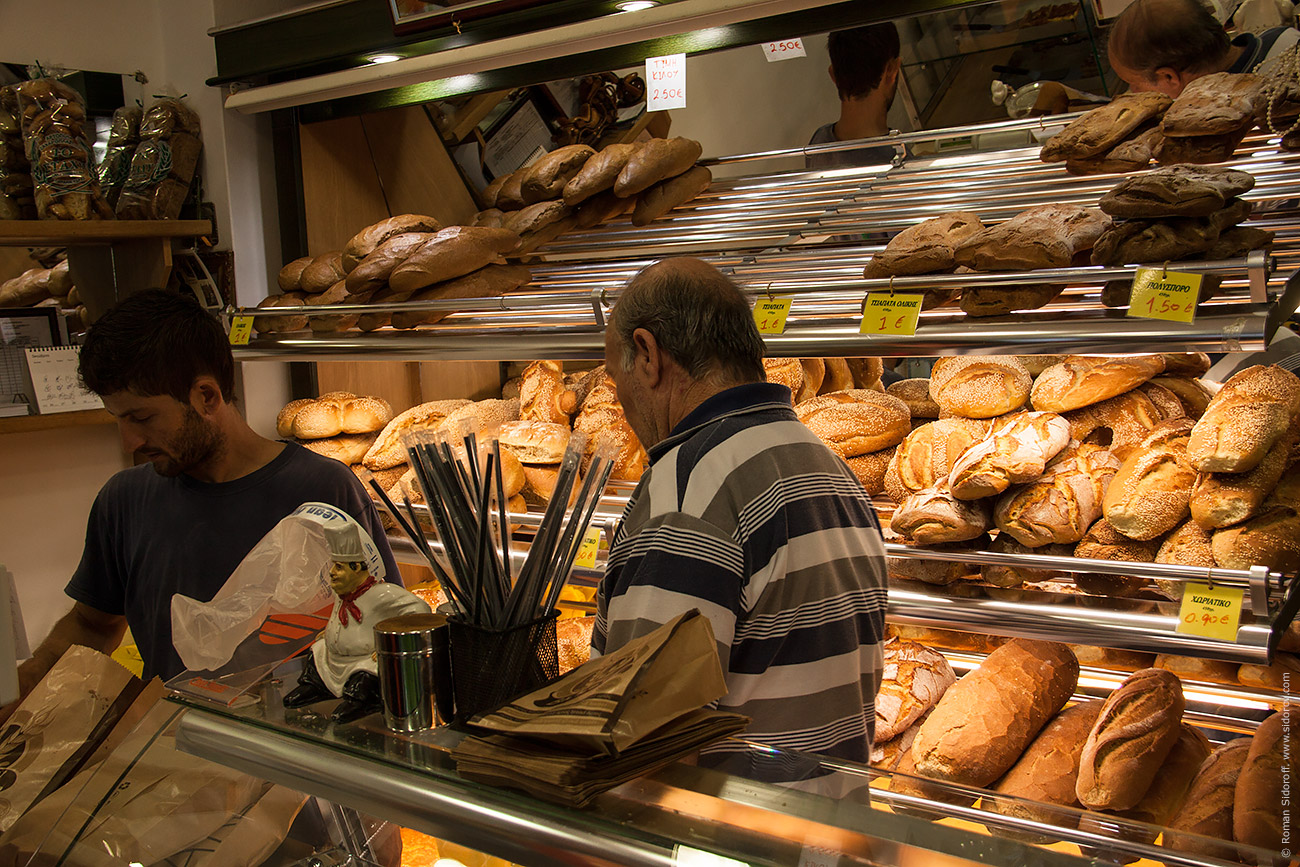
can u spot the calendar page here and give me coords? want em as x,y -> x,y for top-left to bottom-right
24,347 -> 104,413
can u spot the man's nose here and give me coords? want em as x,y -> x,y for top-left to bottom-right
118,424 -> 145,453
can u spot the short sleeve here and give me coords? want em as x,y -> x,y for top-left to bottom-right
65,487 -> 127,615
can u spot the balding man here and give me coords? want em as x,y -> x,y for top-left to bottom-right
1108,0 -> 1298,97
593,257 -> 887,764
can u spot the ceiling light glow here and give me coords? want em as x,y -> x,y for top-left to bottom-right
615,1 -> 659,11
368,54 -> 402,64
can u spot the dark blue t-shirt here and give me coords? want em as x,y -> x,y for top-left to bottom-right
66,442 -> 401,681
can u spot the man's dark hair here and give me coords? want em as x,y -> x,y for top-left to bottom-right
79,289 -> 235,401
827,22 -> 902,100
1108,0 -> 1230,78
612,259 -> 766,385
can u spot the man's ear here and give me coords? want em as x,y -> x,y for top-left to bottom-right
189,376 -> 224,417
630,327 -> 663,386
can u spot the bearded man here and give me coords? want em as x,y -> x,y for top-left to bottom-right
1,289 -> 398,711
806,22 -> 903,169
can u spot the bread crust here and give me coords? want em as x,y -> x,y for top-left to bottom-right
1163,739 -> 1250,861
389,226 -> 521,294
1031,355 -> 1166,413
613,137 -> 703,197
1188,365 -> 1300,473
1234,711 -> 1285,850
794,388 -> 911,456
563,142 -> 641,206
876,638 -> 957,742
362,399 -> 471,470
948,411 -> 1071,500
930,356 -> 1032,419
343,214 -> 441,271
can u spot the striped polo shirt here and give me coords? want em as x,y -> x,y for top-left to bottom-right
592,382 -> 888,763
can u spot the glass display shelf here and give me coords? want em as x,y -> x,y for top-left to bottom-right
169,662 -> 1282,867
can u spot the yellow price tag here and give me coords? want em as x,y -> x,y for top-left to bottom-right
1175,581 -> 1243,642
859,293 -> 923,335
228,315 -> 254,346
1127,268 -> 1201,324
573,526 -> 602,569
753,297 -> 793,334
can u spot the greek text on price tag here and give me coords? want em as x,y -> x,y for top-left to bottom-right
1176,581 -> 1243,642
1128,267 -> 1201,324
228,315 -> 254,346
763,38 -> 806,61
798,844 -> 838,867
860,293 -> 923,335
573,526 -> 602,569
646,54 -> 687,110
753,296 -> 793,334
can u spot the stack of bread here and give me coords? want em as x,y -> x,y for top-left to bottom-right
862,212 -> 986,310
1039,92 -> 1172,174
276,393 -> 396,504
0,259 -> 85,332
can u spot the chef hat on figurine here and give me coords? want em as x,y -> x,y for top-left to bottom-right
325,522 -> 367,565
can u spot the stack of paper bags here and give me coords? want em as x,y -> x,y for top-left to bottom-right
452,610 -> 748,807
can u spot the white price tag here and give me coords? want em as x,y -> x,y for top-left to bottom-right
798,844 -> 838,867
646,54 -> 687,110
762,38 -> 806,61
673,846 -> 749,867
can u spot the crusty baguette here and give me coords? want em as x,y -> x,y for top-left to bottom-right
390,263 -> 533,330
389,226 -> 521,294
613,137 -> 703,197
947,411 -> 1071,500
342,213 -> 441,271
1030,354 -> 1167,413
632,165 -> 712,226
912,638 -> 1078,786
1234,711 -> 1286,850
277,256 -> 313,292
520,144 -> 596,204
563,142 -> 640,206
345,231 -> 438,294
1163,738 -> 1251,862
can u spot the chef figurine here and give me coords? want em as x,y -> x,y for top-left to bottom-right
284,521 -> 431,722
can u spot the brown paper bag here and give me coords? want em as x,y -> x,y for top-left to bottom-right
470,610 -> 727,755
0,646 -> 139,832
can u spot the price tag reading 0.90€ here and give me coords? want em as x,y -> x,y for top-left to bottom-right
1176,581 -> 1243,642
859,293 -> 923,336
228,315 -> 254,346
752,297 -> 793,334
1127,267 -> 1202,324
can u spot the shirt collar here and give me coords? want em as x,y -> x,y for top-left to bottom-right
1228,31 -> 1261,73
647,382 -> 794,462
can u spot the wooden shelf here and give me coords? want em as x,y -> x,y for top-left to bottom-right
0,408 -> 115,435
0,220 -> 211,247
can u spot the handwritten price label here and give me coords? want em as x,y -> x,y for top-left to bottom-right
1176,581 -> 1243,642
798,844 -> 838,867
228,315 -> 254,345
860,293 -> 923,335
753,297 -> 793,334
646,54 -> 687,110
763,38 -> 806,61
573,526 -> 602,569
1128,268 -> 1201,324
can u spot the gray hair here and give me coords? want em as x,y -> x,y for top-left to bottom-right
609,259 -> 766,384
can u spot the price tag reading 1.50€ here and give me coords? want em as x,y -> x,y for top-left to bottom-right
1128,267 -> 1202,324
228,315 -> 254,346
1176,581 -> 1243,642
753,296 -> 793,334
860,293 -> 923,336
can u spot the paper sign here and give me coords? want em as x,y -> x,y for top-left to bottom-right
673,846 -> 749,867
574,526 -> 602,569
1176,582 -> 1243,642
1127,268 -> 1201,324
24,346 -> 103,413
763,38 -> 806,61
798,845 -> 839,867
647,54 -> 687,110
228,315 -> 254,345
859,293 -> 923,335
753,297 -> 793,334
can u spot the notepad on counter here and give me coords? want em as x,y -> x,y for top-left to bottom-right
24,346 -> 103,414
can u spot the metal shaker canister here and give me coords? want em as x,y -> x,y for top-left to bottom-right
373,612 -> 445,732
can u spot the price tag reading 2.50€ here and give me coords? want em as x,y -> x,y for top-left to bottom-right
753,297 -> 793,334
1128,267 -> 1202,324
860,293 -> 923,336
1176,581 -> 1243,642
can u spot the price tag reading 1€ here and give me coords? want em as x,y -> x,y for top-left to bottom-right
859,293 -> 923,336
573,526 -> 602,569
1127,267 -> 1201,324
753,296 -> 793,334
1176,581 -> 1243,642
228,315 -> 254,346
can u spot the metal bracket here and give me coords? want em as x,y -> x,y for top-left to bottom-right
173,249 -> 223,311
1246,248 -> 1270,303
590,288 -> 607,328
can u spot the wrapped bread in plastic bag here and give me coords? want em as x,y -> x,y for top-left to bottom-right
0,88 -> 34,220
116,98 -> 202,220
17,78 -> 114,220
97,105 -> 141,208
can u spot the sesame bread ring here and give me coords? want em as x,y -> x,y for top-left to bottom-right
795,389 -> 911,457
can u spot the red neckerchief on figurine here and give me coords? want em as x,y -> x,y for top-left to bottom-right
336,575 -> 380,626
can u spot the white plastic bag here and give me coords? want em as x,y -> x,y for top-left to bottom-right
170,502 -> 386,673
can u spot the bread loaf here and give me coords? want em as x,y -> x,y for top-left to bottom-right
1160,127 -> 1251,164
1188,365 -> 1300,473
1211,503 -> 1300,572
299,251 -> 346,294
498,420 -> 572,465
1076,667 -> 1185,810
1099,165 -> 1256,218
1073,518 -> 1158,597
355,284 -> 409,333
872,712 -> 924,770
982,536 -> 1073,587
845,447 -> 894,495
959,282 -> 1064,317
520,144 -> 596,204
948,411 -> 1071,500
876,638 -> 957,742
287,393 -> 393,440
912,638 -> 1078,786
613,137 -> 703,197
887,537 -> 980,585
1162,72 -> 1264,137
1103,431 -> 1197,540
1151,376 -> 1214,418
342,214 -> 441,271
563,142 -> 640,206
631,165 -> 711,226
1064,122 -> 1163,175
1163,738 -> 1251,862
480,173 -> 509,209
470,208 -> 506,229
345,231 -> 438,294
819,358 -> 854,395
1236,653 -> 1300,689
362,399 -> 471,470
519,360 -> 577,426
389,226 -> 521,294
1030,355 -> 1166,413
1234,711 -> 1285,850
797,359 -> 825,403
890,744 -> 977,820
1190,424 -> 1300,528
502,200 -> 573,238
929,356 -> 1032,419
983,701 -> 1103,842
253,292 -> 309,334
1062,389 -> 1165,460
762,358 -> 804,404
1040,92 -> 1172,161
994,442 -> 1119,546
300,432 -> 380,466
1090,200 -> 1251,266
884,418 -> 987,503
794,389 -> 911,457
573,189 -> 635,229
438,398 -> 521,439
277,256 -> 313,292
953,204 -> 1110,271
863,212 -> 985,277
494,167 -> 529,211
846,357 -> 884,390
1154,653 -> 1240,684
1066,645 -> 1156,671
886,378 -> 940,418
891,485 -> 992,544
389,263 -> 533,330
1155,519 -> 1217,600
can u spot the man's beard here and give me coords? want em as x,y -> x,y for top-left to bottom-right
142,406 -> 224,477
